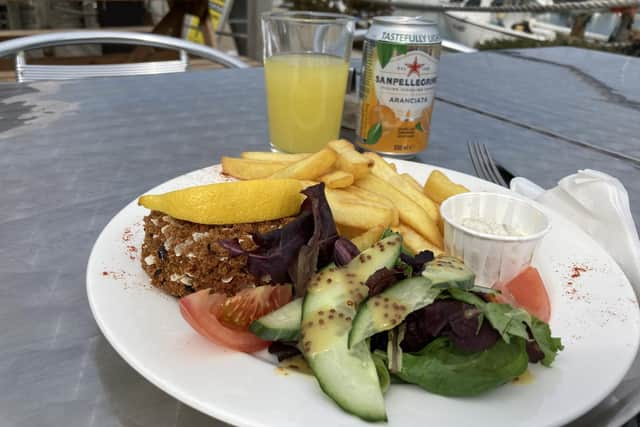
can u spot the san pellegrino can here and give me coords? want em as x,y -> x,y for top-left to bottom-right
356,17 -> 441,158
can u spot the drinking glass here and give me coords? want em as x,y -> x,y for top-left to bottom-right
262,11 -> 356,153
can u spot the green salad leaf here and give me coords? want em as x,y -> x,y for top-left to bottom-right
484,303 -> 531,343
448,288 -> 487,307
396,337 -> 529,396
371,352 -> 391,394
468,285 -> 500,296
443,288 -> 563,364
380,228 -> 396,240
394,257 -> 413,277
529,317 -> 564,367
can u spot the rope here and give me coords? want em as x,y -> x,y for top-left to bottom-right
368,0 -> 640,13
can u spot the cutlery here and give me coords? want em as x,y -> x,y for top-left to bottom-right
467,141 -> 509,187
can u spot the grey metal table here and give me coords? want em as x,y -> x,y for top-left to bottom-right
1,47 -> 638,427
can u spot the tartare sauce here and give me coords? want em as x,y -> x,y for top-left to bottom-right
459,217 -> 526,237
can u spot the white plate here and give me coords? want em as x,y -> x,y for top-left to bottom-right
87,160 -> 640,427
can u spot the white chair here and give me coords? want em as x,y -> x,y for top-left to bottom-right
0,30 -> 249,82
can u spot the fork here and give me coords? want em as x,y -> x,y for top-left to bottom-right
467,141 -> 509,187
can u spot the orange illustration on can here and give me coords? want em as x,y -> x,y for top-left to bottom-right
356,17 -> 441,158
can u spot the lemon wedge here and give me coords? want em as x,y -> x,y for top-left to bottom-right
138,179 -> 304,224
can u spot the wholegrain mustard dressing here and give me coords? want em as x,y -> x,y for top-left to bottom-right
512,369 -> 535,385
279,355 -> 313,376
302,268 -> 369,357
368,294 -> 410,331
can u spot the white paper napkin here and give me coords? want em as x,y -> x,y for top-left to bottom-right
511,169 -> 640,427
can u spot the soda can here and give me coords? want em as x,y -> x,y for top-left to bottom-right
356,16 -> 441,158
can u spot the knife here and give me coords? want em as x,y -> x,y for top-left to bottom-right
496,163 -> 546,199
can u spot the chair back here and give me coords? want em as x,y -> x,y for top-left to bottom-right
0,30 -> 248,82
15,50 -> 189,82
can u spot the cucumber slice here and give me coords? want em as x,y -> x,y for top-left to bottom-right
349,276 -> 438,347
349,256 -> 475,347
249,298 -> 302,341
301,234 -> 402,422
422,256 -> 475,289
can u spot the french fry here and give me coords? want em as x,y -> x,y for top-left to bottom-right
423,170 -> 469,204
241,151 -> 312,162
336,224 -> 367,240
355,174 -> 443,248
351,225 -> 386,252
392,224 -> 444,256
221,157 -> 289,180
328,139 -> 373,180
401,173 -> 423,192
325,187 -> 373,205
363,152 -> 440,222
270,148 -> 337,180
327,187 -> 398,227
318,170 -> 354,189
325,188 -> 393,229
329,200 -> 393,230
344,186 -> 399,227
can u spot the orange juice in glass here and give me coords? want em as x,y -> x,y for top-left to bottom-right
262,12 -> 355,153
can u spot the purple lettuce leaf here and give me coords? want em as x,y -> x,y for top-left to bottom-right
525,339 -> 545,363
370,331 -> 389,353
219,211 -> 311,284
399,250 -> 435,275
365,267 -> 404,297
253,211 -> 312,248
288,194 -> 322,296
287,184 -> 339,296
219,183 -> 338,297
446,308 -> 499,352
334,237 -> 360,266
401,300 -> 498,353
218,239 -> 246,257
268,341 -> 301,362
402,300 -> 453,352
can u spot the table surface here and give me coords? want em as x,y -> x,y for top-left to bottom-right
1,47 -> 638,427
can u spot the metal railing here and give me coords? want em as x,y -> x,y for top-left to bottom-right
367,0 -> 640,13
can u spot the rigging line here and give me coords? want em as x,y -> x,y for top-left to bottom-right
367,0 -> 640,13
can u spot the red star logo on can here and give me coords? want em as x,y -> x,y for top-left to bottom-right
405,56 -> 424,77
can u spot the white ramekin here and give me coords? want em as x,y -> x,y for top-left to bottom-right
440,192 -> 551,287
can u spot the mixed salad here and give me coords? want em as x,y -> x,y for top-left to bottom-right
179,183 -> 563,422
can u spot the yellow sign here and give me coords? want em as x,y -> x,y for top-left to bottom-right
186,0 -> 227,44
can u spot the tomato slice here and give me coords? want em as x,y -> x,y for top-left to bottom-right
496,266 -> 551,323
218,285 -> 292,330
179,285 -> 292,353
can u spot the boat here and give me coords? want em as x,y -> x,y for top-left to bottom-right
393,0 -> 636,49
442,0 -> 551,46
